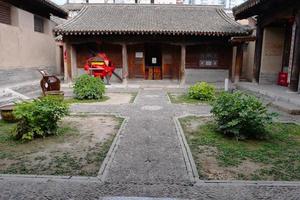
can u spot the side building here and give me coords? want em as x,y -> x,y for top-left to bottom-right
0,0 -> 67,86
233,0 -> 300,92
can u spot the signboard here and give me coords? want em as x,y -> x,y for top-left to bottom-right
152,57 -> 157,64
135,52 -> 143,58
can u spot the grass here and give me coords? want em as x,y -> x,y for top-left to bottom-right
63,96 -> 110,104
168,92 -> 220,105
180,116 -> 300,181
0,120 -> 16,143
0,116 -> 123,176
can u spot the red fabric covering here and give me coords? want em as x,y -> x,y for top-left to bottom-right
84,53 -> 115,79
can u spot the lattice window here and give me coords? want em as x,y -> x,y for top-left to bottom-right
34,15 -> 44,33
0,2 -> 11,25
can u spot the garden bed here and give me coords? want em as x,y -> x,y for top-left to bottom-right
179,116 -> 300,181
65,93 -> 136,105
0,115 -> 123,176
168,92 -> 219,105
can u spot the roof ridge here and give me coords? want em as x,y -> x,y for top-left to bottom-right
217,9 -> 242,27
85,3 -> 223,8
55,5 -> 89,32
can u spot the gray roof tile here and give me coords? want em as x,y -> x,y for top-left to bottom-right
55,4 -> 250,36
61,3 -> 85,11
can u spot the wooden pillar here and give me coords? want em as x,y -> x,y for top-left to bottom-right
234,44 -> 244,83
253,24 -> 264,83
70,45 -> 77,80
290,12 -> 300,92
63,43 -> 71,82
180,44 -> 186,85
122,43 -> 128,84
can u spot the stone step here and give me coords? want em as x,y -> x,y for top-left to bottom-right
237,85 -> 300,115
0,92 -> 13,98
12,82 -> 41,96
237,84 -> 300,106
0,97 -> 24,107
271,101 -> 300,115
24,90 -> 43,99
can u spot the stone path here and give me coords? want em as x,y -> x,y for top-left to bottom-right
0,89 -> 300,199
72,88 -> 209,185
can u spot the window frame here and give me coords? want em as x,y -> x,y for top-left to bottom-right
0,2 -> 11,25
34,15 -> 44,33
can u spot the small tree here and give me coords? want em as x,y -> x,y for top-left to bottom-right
74,74 -> 105,100
13,96 -> 69,141
188,82 -> 216,101
211,92 -> 275,139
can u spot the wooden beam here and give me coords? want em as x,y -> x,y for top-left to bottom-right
65,34 -> 232,46
230,36 -> 256,44
234,45 -> 244,83
258,7 -> 294,28
122,43 -> 128,84
253,25 -> 264,83
289,12 -> 300,91
235,0 -> 300,21
180,44 -> 186,85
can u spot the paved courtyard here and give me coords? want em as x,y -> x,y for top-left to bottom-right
0,89 -> 300,199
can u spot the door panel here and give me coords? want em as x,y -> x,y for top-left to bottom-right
162,45 -> 180,79
128,44 -> 145,79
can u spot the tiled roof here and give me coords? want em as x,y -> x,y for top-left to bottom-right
61,3 -> 85,11
51,16 -> 67,25
55,4 -> 251,37
233,0 -> 265,18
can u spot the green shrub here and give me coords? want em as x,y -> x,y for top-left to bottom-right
211,92 -> 275,139
74,74 -> 105,100
13,96 -> 69,141
188,82 -> 216,101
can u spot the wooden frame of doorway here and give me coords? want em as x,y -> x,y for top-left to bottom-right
127,43 -> 180,80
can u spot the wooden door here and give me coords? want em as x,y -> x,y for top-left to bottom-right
162,45 -> 180,79
128,44 -> 145,79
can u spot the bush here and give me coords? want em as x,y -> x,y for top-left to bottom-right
211,92 -> 275,139
13,96 -> 69,141
74,74 -> 105,100
188,82 -> 216,101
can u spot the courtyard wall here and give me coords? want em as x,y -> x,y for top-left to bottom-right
0,5 -> 60,86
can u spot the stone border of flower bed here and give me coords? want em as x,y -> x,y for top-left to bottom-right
0,113 -> 127,182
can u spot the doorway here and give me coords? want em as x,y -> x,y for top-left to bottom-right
145,44 -> 162,80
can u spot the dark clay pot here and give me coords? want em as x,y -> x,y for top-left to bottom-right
0,105 -> 16,122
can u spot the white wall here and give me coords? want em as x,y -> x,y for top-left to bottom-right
186,69 -> 229,84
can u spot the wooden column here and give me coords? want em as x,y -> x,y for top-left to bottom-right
180,44 -> 186,85
63,43 -> 71,82
253,24 -> 264,83
290,12 -> 300,92
122,43 -> 128,84
70,45 -> 77,80
234,44 -> 244,83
